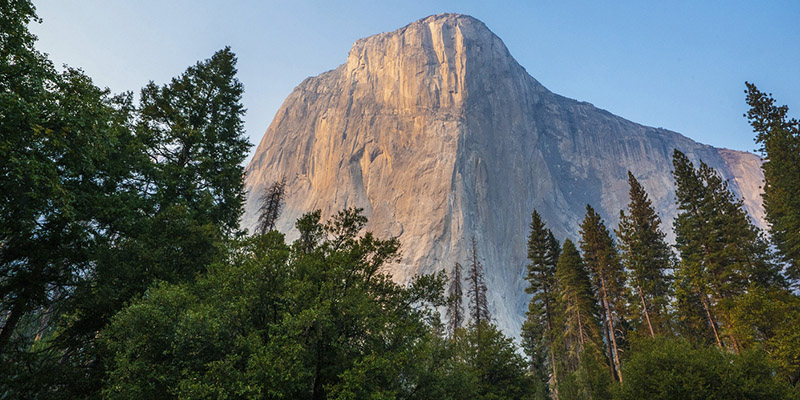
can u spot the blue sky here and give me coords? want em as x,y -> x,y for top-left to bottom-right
30,1 -> 800,160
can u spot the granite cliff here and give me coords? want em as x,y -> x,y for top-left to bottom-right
243,14 -> 765,335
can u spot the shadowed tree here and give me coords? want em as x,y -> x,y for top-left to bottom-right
49,47 -> 252,397
579,205 -> 626,383
0,0 -> 143,362
446,262 -> 465,338
745,82 -> 800,285
522,210 -> 561,398
467,238 -> 490,328
555,239 -> 610,399
257,177 -> 287,234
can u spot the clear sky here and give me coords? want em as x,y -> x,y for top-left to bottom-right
29,1 -> 800,161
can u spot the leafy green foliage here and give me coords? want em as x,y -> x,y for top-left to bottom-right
450,322 -> 536,400
617,337 -> 798,400
0,3 -> 252,396
728,287 -> 800,385
0,5 -> 145,396
102,209 -> 449,399
138,47 -> 250,234
4,2 -> 800,397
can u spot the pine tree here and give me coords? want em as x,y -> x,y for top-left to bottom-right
446,262 -> 464,337
138,46 -> 251,234
556,239 -> 604,369
523,210 -> 561,398
467,238 -> 490,327
579,205 -> 626,383
672,150 -> 780,352
555,239 -> 609,398
745,82 -> 800,285
616,172 -> 672,337
257,177 -> 287,234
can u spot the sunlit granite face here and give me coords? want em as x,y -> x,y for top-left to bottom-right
243,13 -> 765,336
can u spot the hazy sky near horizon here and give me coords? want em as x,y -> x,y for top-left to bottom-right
30,1 -> 800,161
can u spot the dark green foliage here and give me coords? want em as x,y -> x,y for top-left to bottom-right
450,322 -> 537,400
44,47 -> 252,397
555,239 -> 611,398
522,210 -> 561,396
617,337 -> 798,400
1,4 -> 252,395
672,150 -> 781,350
0,4 -> 144,392
103,209 -> 449,399
101,209 -> 536,399
137,46 -> 250,234
579,205 -> 626,382
4,2 -> 800,397
745,82 -> 800,284
521,301 -> 550,398
557,350 -> 615,400
616,172 -> 672,337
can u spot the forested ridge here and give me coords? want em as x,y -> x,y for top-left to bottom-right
2,1 -> 800,398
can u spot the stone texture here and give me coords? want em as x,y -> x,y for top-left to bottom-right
243,14 -> 766,336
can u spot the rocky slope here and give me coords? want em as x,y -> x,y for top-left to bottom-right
242,14 -> 765,335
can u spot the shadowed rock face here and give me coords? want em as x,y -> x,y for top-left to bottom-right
243,13 -> 765,335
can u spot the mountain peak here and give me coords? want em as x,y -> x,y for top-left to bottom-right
342,13 -> 529,113
416,12 -> 483,26
349,12 -> 490,51
346,12 -> 509,69
244,15 -> 765,336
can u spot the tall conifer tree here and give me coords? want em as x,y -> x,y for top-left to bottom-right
579,205 -> 626,383
555,239 -> 609,398
672,150 -> 780,352
616,172 -> 672,337
523,210 -> 561,398
446,262 -> 465,337
467,238 -> 490,327
257,177 -> 287,234
745,82 -> 800,285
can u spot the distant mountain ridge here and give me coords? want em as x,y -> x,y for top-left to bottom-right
243,13 -> 765,335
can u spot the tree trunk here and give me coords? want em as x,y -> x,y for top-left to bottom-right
576,298 -> 585,347
700,292 -> 723,349
0,300 -> 24,354
543,287 -> 559,400
637,281 -> 655,338
600,274 -> 623,383
312,340 -> 324,400
601,305 -> 616,380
